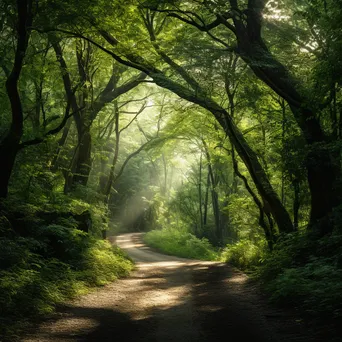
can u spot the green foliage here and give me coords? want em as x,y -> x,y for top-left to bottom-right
144,228 -> 218,260
0,226 -> 133,339
77,241 -> 133,286
255,232 -> 315,281
1,0 -> 342,338
254,232 -> 342,317
266,258 -> 342,316
220,239 -> 267,270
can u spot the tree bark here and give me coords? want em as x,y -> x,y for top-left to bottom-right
293,178 -> 300,231
198,153 -> 203,235
231,148 -> 274,250
202,139 -> 222,245
229,0 -> 340,234
103,101 -> 120,201
203,172 -> 210,227
0,0 -> 32,198
73,123 -> 92,186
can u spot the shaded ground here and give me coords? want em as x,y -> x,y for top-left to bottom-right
20,233 -> 327,342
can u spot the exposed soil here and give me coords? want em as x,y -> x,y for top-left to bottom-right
20,233 -> 333,342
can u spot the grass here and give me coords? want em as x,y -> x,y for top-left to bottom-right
144,228 -> 218,260
0,226 -> 134,340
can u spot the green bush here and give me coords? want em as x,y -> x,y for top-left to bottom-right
144,228 -> 218,260
220,239 -> 267,270
254,232 -> 342,318
0,228 -> 133,340
265,257 -> 342,317
255,232 -> 315,281
77,240 -> 133,285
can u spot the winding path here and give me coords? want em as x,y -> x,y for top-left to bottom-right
22,233 -> 314,342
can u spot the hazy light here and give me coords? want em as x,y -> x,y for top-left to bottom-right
264,1 -> 290,21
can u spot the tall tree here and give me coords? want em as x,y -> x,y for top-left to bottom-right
0,0 -> 33,198
51,37 -> 146,191
143,0 -> 342,235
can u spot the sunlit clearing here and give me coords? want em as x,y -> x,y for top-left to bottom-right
114,151 -> 194,232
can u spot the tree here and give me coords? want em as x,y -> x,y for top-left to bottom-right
0,0 -> 33,198
50,36 -> 146,191
142,0 -> 342,236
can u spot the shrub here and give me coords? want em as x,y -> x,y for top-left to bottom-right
220,239 -> 267,270
254,232 -> 342,318
265,257 -> 342,317
0,227 -> 133,340
144,228 -> 218,260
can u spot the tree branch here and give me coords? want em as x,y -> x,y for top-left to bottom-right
119,102 -> 147,134
90,72 -> 147,122
18,106 -> 84,150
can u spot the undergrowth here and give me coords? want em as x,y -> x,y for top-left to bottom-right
144,228 -> 342,319
255,232 -> 342,318
219,239 -> 267,270
220,232 -> 342,318
144,228 -> 218,260
0,198 -> 134,341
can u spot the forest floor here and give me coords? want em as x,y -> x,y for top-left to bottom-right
20,233 -> 333,342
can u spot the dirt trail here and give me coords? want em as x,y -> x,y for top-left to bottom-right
22,233 -> 316,342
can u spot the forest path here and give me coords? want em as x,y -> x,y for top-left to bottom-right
22,233 -> 313,342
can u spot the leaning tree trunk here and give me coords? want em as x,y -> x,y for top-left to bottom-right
232,147 -> 274,250
0,0 -> 32,198
230,0 -> 341,235
98,24 -> 294,234
149,73 -> 294,234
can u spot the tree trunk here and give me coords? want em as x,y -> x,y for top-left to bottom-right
281,99 -> 286,206
103,102 -> 120,201
230,2 -> 340,235
0,0 -> 32,198
150,74 -> 294,233
231,147 -> 274,250
293,178 -> 300,231
202,139 -> 222,245
198,153 -> 203,235
73,124 -> 92,186
203,172 -> 210,227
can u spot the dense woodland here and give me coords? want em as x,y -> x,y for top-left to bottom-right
1,0 -> 342,338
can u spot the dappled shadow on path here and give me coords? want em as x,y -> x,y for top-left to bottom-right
22,233 -> 325,342
22,262 -> 316,342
